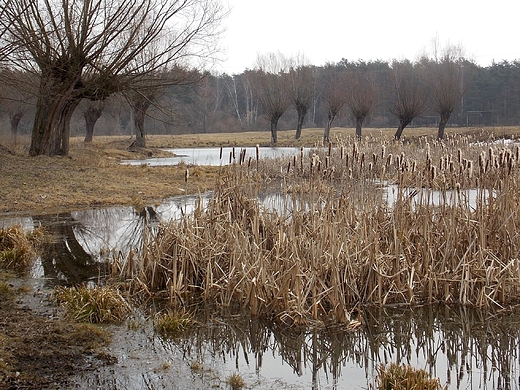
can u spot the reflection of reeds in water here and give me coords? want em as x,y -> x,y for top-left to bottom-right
117,134 -> 520,325
157,305 -> 520,389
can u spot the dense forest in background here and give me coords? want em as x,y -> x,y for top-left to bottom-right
1,58 -> 519,140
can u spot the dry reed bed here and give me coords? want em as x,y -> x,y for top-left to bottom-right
117,134 -> 520,326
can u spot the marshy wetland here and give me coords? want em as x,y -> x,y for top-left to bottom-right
2,127 -> 520,389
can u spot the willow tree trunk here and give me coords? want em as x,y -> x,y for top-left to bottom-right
30,77 -> 80,156
270,117 -> 278,144
323,113 -> 336,143
437,112 -> 451,140
10,112 -> 23,137
295,104 -> 308,141
394,119 -> 412,140
132,99 -> 152,148
355,116 -> 364,140
84,105 -> 103,143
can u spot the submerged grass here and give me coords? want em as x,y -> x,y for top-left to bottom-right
54,284 -> 132,324
115,131 -> 520,326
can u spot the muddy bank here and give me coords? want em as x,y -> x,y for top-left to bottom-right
0,277 -> 114,389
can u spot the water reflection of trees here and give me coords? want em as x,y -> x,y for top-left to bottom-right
33,213 -> 106,285
158,305 -> 520,389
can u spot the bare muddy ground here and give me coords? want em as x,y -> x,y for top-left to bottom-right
0,277 -> 114,389
0,277 -> 236,390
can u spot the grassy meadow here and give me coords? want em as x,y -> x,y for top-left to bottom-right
110,126 -> 520,327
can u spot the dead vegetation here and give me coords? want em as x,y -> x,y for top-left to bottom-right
54,285 -> 132,324
374,363 -> 444,390
114,130 -> 520,326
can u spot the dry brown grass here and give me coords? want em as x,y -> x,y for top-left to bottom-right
0,224 -> 43,275
375,363 -> 444,390
115,130 -> 520,326
54,285 -> 132,323
0,135 -> 220,214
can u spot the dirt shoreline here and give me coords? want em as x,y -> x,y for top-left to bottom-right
0,276 -> 116,389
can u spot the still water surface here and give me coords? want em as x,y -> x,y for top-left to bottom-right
121,146 -> 301,166
2,194 -> 519,389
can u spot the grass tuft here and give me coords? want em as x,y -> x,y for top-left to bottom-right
153,309 -> 195,338
0,225 -> 42,275
226,372 -> 246,389
375,363 -> 444,390
54,284 -> 132,324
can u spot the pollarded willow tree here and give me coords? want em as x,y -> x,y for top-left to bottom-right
346,69 -> 378,140
428,52 -> 469,140
390,60 -> 429,140
321,65 -> 347,143
255,53 -> 291,144
0,0 -> 225,156
287,54 -> 317,141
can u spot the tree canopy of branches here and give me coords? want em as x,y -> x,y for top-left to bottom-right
427,52 -> 468,139
322,66 -> 347,143
255,53 -> 291,144
390,60 -> 429,140
0,0 -> 225,156
287,55 -> 316,140
345,69 -> 378,139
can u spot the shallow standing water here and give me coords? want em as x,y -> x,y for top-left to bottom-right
121,146 -> 301,166
3,195 -> 520,389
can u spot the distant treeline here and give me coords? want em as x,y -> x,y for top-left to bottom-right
1,58 -> 519,138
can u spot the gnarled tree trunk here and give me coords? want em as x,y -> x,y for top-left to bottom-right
295,103 -> 308,141
84,103 -> 104,143
30,78 -> 80,156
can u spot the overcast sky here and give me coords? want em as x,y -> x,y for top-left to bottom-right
216,0 -> 519,74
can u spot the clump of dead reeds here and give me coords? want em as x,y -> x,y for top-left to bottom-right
54,284 -> 132,323
118,133 -> 520,326
375,363 -> 444,390
0,224 -> 43,275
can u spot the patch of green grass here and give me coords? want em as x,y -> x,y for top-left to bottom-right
54,285 -> 132,324
376,363 -> 444,390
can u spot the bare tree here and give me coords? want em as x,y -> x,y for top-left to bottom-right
322,66 -> 347,143
390,60 -> 429,140
427,46 -> 468,139
287,54 -> 316,141
0,0 -> 226,156
255,53 -> 291,144
241,70 -> 259,129
0,69 -> 37,138
346,69 -> 378,139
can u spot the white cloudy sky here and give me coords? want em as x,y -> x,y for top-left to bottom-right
216,0 -> 519,74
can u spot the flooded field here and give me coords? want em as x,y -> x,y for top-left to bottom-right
3,197 -> 520,389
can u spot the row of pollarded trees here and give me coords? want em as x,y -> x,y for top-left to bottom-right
254,48 -> 468,143
0,0 -> 227,156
